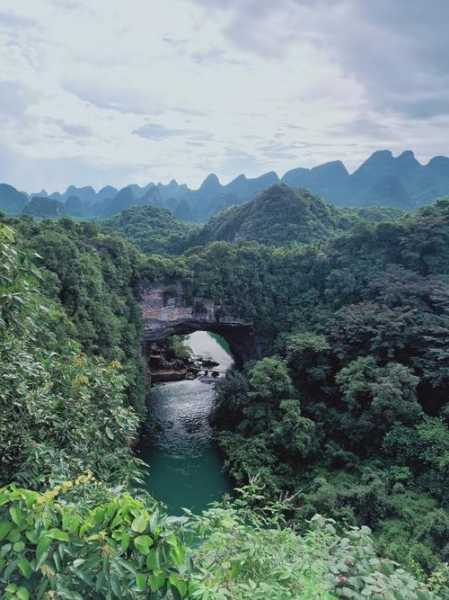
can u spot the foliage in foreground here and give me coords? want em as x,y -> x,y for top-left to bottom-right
1,214 -> 146,416
0,223 -> 139,490
0,483 -> 441,599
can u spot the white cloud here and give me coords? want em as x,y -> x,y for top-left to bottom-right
0,0 -> 447,192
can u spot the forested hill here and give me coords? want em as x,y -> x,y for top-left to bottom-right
3,149 -> 449,222
103,204 -> 197,255
193,184 -> 341,246
103,185 -> 405,253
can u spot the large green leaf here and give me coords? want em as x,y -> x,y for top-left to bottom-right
17,558 -> 32,578
135,573 -> 147,591
35,536 -> 51,568
131,512 -> 149,533
0,520 -> 11,541
17,587 -> 30,600
146,549 -> 159,571
47,528 -> 70,542
169,574 -> 188,598
134,534 -> 153,556
148,570 -> 166,593
9,507 -> 26,528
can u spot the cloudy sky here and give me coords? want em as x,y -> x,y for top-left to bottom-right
1,0 -> 448,192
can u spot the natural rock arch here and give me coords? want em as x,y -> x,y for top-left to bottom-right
139,282 -> 257,375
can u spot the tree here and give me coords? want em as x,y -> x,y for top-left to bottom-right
335,357 -> 422,453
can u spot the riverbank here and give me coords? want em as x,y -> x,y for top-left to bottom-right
147,337 -> 222,383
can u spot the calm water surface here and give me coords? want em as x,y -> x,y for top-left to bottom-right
140,331 -> 233,514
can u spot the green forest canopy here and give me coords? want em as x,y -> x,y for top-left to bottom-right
2,197 -> 449,596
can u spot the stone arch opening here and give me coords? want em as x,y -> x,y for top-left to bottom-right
139,282 -> 258,386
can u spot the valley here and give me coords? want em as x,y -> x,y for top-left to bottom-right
3,1 -> 449,595
2,184 -> 449,597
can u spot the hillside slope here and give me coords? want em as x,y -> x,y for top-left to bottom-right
195,184 -> 340,246
103,204 -> 196,255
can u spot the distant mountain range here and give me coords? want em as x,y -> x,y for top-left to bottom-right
2,150 -> 449,222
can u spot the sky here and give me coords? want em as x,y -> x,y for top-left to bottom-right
1,0 -> 448,192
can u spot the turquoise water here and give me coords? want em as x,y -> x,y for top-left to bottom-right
140,332 -> 233,514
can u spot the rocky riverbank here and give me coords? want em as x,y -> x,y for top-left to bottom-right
147,341 -> 221,383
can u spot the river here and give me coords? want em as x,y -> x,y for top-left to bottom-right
139,331 -> 233,514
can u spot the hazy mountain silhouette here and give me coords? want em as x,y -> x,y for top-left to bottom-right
2,150 -> 449,221
0,184 -> 28,215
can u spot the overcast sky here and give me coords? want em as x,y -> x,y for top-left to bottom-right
1,0 -> 448,192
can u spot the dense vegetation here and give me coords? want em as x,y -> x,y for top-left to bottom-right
0,221 -> 141,489
0,214 -> 146,417
108,186 -> 404,253
193,185 -> 341,246
4,189 -> 449,595
1,220 -> 436,598
104,205 -> 196,255
2,481 -> 437,599
180,199 -> 449,575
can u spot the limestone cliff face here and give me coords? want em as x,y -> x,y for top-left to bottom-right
139,282 -> 258,365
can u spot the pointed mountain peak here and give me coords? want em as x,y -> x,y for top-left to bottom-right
396,150 -> 421,173
231,174 -> 247,184
351,150 -> 394,182
397,150 -> 416,161
200,173 -> 221,191
365,149 -> 394,164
